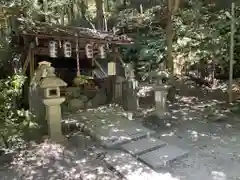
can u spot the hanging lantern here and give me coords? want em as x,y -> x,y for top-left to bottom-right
85,43 -> 93,58
99,44 -> 106,59
49,40 -> 58,58
63,41 -> 72,58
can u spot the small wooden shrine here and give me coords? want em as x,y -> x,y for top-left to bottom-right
10,18 -> 133,108
14,19 -> 132,78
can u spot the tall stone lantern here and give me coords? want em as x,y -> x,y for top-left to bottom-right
39,66 -> 67,143
150,70 -> 171,118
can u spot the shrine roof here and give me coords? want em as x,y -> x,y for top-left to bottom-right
18,19 -> 134,45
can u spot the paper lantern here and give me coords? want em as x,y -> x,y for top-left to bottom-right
63,41 -> 72,58
85,43 -> 93,58
108,61 -> 116,76
99,44 -> 106,59
49,40 -> 58,58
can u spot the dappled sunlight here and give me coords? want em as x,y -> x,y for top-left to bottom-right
138,85 -> 154,97
161,131 -> 176,137
10,140 -> 116,180
211,171 -> 227,180
59,81 -> 240,180
105,151 -> 179,180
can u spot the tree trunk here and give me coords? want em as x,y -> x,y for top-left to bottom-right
80,0 -> 87,18
166,0 -> 176,102
166,4 -> 173,74
73,0 -> 79,20
67,6 -> 72,24
60,6 -> 65,25
43,0 -> 49,22
95,0 -> 105,30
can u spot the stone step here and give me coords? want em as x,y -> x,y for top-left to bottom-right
123,124 -> 155,138
77,158 -> 120,180
67,113 -> 155,148
138,145 -> 189,169
121,137 -> 167,155
104,151 -> 173,180
97,126 -> 152,148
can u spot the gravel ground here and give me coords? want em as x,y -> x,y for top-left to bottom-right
142,94 -> 240,180
0,134 -> 107,180
1,83 -> 240,180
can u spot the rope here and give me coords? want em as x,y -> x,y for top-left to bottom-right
75,34 -> 80,76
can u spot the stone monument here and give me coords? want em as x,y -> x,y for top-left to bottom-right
149,70 -> 171,118
123,63 -> 139,120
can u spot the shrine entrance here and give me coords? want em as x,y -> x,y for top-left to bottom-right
35,55 -> 94,86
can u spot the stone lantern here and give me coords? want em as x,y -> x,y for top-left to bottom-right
150,70 -> 171,118
39,66 -> 67,143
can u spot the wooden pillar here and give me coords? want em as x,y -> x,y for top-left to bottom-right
29,47 -> 35,80
76,37 -> 80,77
91,57 -> 94,77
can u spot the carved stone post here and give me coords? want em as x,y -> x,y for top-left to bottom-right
123,63 -> 139,120
151,70 -> 171,118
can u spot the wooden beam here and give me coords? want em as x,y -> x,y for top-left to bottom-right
21,33 -> 133,45
33,47 -> 99,56
22,50 -> 30,74
22,44 -> 32,74
93,58 -> 108,77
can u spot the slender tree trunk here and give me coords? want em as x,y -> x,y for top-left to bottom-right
60,6 -> 65,25
166,0 -> 173,73
43,0 -> 49,22
67,6 -> 72,24
80,0 -> 87,18
95,0 -> 105,30
166,0 -> 181,102
229,2 -> 235,103
73,0 -> 79,20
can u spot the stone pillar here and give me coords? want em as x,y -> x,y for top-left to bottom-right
107,61 -> 116,103
40,66 -> 67,143
123,63 -> 139,120
154,85 -> 170,118
149,70 -> 171,118
43,98 -> 66,142
123,78 -> 138,120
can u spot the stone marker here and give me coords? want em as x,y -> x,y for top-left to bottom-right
104,151 -> 163,180
138,145 -> 188,169
121,137 -> 167,155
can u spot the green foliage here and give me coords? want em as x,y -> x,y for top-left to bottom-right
173,4 -> 240,77
117,6 -> 166,77
116,2 -> 240,79
0,74 -> 38,149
